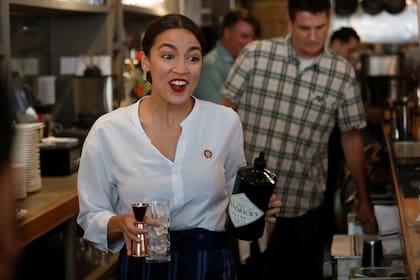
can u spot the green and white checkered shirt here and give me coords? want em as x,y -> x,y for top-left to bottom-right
221,36 -> 366,217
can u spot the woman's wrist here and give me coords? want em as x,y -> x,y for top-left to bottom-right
107,214 -> 129,241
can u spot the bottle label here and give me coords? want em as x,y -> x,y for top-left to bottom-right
228,193 -> 264,227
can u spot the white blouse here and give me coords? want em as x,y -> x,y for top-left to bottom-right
77,97 -> 246,253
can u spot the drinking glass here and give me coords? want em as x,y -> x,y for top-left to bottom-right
146,200 -> 171,263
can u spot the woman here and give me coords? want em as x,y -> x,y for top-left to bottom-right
77,14 -> 280,280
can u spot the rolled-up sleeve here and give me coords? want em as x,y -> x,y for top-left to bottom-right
77,127 -> 123,253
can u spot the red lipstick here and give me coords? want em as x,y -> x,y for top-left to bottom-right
169,79 -> 188,93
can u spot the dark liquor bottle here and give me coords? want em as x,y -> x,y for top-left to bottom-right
226,151 -> 277,240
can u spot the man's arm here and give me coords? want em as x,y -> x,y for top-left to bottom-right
341,129 -> 378,234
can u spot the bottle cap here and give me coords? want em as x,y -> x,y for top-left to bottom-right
253,151 -> 266,171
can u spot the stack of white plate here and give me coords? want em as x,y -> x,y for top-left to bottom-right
12,122 -> 44,194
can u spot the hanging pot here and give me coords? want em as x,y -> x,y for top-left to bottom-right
334,0 -> 358,16
383,0 -> 406,14
362,0 -> 384,15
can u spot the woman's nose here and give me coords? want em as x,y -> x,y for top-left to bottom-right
173,59 -> 188,74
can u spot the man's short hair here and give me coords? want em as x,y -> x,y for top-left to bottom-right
220,8 -> 261,37
330,27 -> 360,45
288,0 -> 331,22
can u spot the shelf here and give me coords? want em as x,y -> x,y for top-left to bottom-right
9,0 -> 110,16
17,174 -> 79,247
122,4 -> 168,16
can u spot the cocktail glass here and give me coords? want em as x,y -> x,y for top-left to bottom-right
146,200 -> 171,263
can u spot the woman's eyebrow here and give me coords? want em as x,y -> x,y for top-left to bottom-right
158,43 -> 176,51
158,43 -> 201,53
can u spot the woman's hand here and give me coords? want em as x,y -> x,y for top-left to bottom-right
265,194 -> 281,224
122,211 -> 160,256
122,212 -> 140,256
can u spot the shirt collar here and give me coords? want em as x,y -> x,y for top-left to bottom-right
284,35 -> 335,72
215,41 -> 234,63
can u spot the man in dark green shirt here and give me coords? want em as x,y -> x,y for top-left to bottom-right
194,8 -> 260,103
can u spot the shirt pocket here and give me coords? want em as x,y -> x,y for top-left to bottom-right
308,94 -> 338,113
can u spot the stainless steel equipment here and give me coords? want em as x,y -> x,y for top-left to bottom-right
361,53 -> 412,106
361,236 -> 384,267
362,54 -> 403,77
394,96 -> 414,141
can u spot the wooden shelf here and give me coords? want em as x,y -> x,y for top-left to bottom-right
9,0 -> 110,15
122,4 -> 167,16
17,174 -> 79,247
383,123 -> 420,279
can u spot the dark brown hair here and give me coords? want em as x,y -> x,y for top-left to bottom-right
220,8 -> 261,38
142,14 -> 206,57
330,27 -> 360,45
288,0 -> 331,22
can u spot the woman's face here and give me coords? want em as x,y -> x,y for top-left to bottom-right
141,28 -> 203,106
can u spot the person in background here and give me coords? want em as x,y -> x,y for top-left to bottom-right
77,14 -> 280,280
322,26 -> 361,244
0,86 -> 18,280
194,8 -> 260,103
329,27 -> 360,63
220,0 -> 377,279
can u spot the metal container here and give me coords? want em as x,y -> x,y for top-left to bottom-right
360,53 -> 410,106
394,96 -> 413,141
361,54 -> 404,77
361,236 -> 384,267
332,235 -> 403,280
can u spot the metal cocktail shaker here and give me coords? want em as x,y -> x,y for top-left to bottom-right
131,202 -> 149,257
395,96 -> 413,141
361,235 -> 384,267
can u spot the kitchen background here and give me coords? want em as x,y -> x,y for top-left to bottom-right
3,0 -> 420,124
3,0 -> 420,279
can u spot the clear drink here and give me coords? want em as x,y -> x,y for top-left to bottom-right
146,200 -> 171,263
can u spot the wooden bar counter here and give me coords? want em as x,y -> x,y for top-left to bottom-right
383,124 -> 420,279
16,173 -> 78,247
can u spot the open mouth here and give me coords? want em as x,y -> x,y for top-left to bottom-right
169,79 -> 188,92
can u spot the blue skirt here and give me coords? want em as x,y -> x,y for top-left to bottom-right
115,228 -> 237,280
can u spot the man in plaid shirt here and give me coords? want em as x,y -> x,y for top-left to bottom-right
221,0 -> 377,278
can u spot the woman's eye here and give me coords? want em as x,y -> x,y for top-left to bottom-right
162,54 -> 173,60
188,56 -> 201,63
